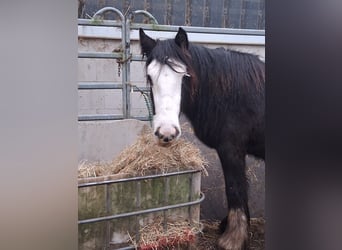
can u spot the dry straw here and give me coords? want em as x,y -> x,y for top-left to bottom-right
78,126 -> 208,178
128,217 -> 265,250
129,216 -> 202,250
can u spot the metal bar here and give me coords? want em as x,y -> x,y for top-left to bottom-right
163,177 -> 170,232
78,114 -> 124,121
131,86 -> 149,92
77,115 -> 151,122
93,7 -> 125,21
131,116 -> 152,121
113,246 -> 135,250
130,23 -> 264,36
78,22 -> 265,36
78,82 -> 122,90
78,51 -> 122,59
135,181 -> 141,243
78,18 -> 122,27
78,26 -> 264,45
78,192 -> 205,224
132,10 -> 159,24
188,173 -> 193,224
121,15 -> 128,119
124,13 -> 132,118
78,170 -> 200,188
131,54 -> 145,61
105,183 -> 111,249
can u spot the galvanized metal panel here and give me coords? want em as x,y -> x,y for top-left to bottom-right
80,0 -> 265,29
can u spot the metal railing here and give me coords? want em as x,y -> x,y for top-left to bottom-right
78,7 -> 265,122
78,169 -> 204,250
78,8 -> 157,122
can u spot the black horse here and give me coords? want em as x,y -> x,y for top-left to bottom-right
139,27 -> 265,249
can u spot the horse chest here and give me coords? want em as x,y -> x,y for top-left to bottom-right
182,110 -> 222,149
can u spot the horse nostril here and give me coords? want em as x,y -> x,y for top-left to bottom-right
155,126 -> 179,144
154,127 -> 162,138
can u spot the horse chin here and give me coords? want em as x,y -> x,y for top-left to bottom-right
157,140 -> 173,147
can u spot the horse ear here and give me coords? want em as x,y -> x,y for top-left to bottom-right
139,28 -> 156,57
175,27 -> 189,50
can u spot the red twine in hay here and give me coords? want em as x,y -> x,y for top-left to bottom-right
139,229 -> 197,250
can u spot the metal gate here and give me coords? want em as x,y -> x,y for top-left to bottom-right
78,170 -> 204,250
78,7 -> 264,122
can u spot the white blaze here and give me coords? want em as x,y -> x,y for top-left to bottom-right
147,59 -> 187,140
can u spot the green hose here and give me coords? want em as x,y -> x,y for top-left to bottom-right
134,85 -> 153,127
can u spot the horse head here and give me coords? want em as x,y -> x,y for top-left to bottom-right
139,28 -> 190,146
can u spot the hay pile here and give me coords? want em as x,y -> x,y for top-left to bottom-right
129,216 -> 202,250
78,161 -> 108,178
78,127 -> 208,178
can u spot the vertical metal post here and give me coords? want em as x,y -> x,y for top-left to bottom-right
125,13 -> 132,118
135,181 -> 141,243
92,7 -> 127,119
163,177 -> 170,232
121,17 -> 128,118
105,184 -> 111,249
188,174 -> 193,225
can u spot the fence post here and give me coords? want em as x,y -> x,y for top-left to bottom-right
124,12 -> 132,118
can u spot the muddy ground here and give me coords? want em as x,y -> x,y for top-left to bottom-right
197,218 -> 265,250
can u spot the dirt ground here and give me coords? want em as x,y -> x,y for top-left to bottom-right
197,218 -> 265,250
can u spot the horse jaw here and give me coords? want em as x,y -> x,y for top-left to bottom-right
147,59 -> 186,145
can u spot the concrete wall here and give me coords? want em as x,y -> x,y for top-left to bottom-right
78,25 -> 265,219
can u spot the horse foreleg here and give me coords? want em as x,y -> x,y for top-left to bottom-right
217,144 -> 249,250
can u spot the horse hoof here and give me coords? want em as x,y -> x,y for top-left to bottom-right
218,232 -> 248,250
218,209 -> 248,250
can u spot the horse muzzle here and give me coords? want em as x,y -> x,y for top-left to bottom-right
154,125 -> 180,146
